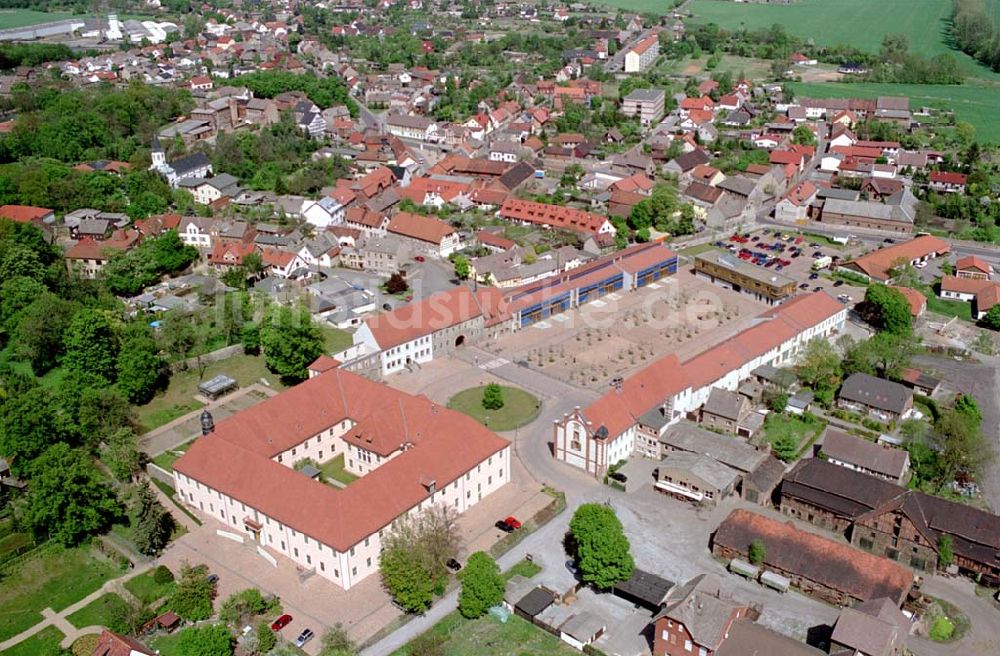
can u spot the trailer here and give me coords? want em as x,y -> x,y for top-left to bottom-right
729,559 -> 760,580
760,570 -> 790,594
812,255 -> 832,270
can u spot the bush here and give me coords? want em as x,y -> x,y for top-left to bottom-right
71,634 -> 100,656
153,565 -> 175,585
481,383 -> 504,410
930,616 -> 955,641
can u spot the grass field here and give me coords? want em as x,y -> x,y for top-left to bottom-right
0,9 -> 79,29
66,592 -> 128,630
789,81 -> 1000,143
318,453 -> 359,485
124,570 -> 176,604
447,385 -> 541,431
151,439 -> 194,471
0,545 -> 125,641
0,625 -> 64,656
391,613 -> 579,656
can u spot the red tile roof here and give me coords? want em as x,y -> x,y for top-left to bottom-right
929,171 -> 967,185
174,368 -> 509,552
499,198 -> 611,235
476,230 -> 516,251
889,286 -> 926,317
844,236 -> 950,281
386,211 -> 456,245
65,230 -> 140,261
631,34 -> 659,55
783,181 -> 817,206
261,247 -> 296,267
94,630 -> 155,656
956,255 -> 991,274
0,205 -> 53,223
209,241 -> 257,266
364,285 -> 507,349
714,509 -> 913,604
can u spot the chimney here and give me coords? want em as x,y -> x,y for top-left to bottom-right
200,410 -> 215,435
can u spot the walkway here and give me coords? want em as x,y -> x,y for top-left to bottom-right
0,563 -> 153,651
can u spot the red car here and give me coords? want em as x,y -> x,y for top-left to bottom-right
271,615 -> 293,631
504,516 -> 522,530
414,255 -> 425,262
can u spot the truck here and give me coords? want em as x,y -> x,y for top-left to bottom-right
812,255 -> 833,270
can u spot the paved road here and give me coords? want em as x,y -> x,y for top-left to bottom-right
906,576 -> 1000,656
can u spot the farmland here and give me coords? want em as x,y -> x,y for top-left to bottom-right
0,9 -> 79,29
789,81 -> 1000,143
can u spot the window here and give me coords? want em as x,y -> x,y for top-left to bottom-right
320,562 -> 325,571
350,547 -> 355,556
365,537 -> 370,547
306,555 -> 311,565
351,567 -> 357,576
366,557 -> 371,567
685,639 -> 692,651
294,547 -> 299,557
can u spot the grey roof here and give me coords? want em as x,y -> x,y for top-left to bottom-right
822,428 -> 909,478
703,388 -> 747,422
745,455 -> 786,495
77,218 -> 112,235
823,198 -> 914,224
662,452 -> 741,491
752,365 -> 798,387
816,187 -> 859,201
514,586 -> 556,617
716,619 -> 825,656
559,611 -> 605,642
838,373 -> 912,414
655,574 -> 745,650
717,175 -> 756,197
695,250 -> 796,289
206,173 -> 240,191
660,422 -> 767,474
198,374 -> 237,396
669,149 -> 711,172
788,390 -> 814,409
830,607 -> 901,656
613,568 -> 674,608
624,88 -> 664,102
169,151 -> 211,176
386,113 -> 434,129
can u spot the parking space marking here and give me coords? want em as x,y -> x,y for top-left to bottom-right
590,300 -> 607,308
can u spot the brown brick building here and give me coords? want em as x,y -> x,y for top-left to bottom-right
652,574 -> 749,656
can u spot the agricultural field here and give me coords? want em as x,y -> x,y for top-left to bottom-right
789,81 -> 1000,143
0,9 -> 79,29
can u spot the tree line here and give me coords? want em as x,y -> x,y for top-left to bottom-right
953,0 -> 1000,72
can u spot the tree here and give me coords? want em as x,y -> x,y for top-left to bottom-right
219,588 -> 270,625
568,503 -> 634,590
103,428 -> 141,481
748,538 -> 766,564
260,305 -> 326,381
108,596 -> 155,637
953,394 -> 982,424
842,332 -> 915,380
241,321 -> 261,355
169,563 -> 217,621
482,382 -> 504,410
766,391 -> 788,413
386,272 -> 409,294
78,387 -> 136,449
982,304 -> 1000,330
22,443 -> 120,544
795,338 -> 842,390
116,333 -> 164,404
0,387 -> 70,475
9,292 -> 76,374
453,254 -> 471,280
255,621 -> 277,654
791,124 -> 816,146
318,624 -> 356,656
132,483 -> 174,556
937,534 -> 954,568
862,284 -> 912,335
379,506 -> 459,612
159,311 -> 198,365
458,551 -> 505,618
932,407 -> 993,482
175,624 -> 232,656
63,309 -> 118,383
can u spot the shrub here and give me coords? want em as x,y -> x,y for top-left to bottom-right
930,616 -> 954,641
153,565 -> 175,585
482,383 -> 504,410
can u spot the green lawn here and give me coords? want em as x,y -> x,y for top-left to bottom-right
151,439 -> 194,472
447,385 -> 542,431
0,545 -> 126,641
0,9 -> 79,29
66,592 -> 128,630
923,287 -> 974,321
504,558 -> 542,582
763,413 -> 824,459
789,81 -> 1000,143
322,326 -> 353,352
0,625 -> 65,656
318,453 -> 359,485
391,613 -> 579,656
136,353 -> 287,432
679,243 -> 718,257
124,570 -> 177,604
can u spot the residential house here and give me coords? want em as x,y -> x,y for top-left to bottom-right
821,428 -> 910,484
928,171 -> 967,194
499,199 -> 616,237
209,241 -> 257,269
177,216 -> 214,249
699,388 -> 752,435
302,195 -> 349,229
714,620 -> 824,656
652,574 -> 749,656
622,88 -> 664,125
386,212 -> 459,257
655,452 -> 741,506
93,629 -> 155,656
624,34 -> 659,73
837,373 -> 913,422
712,508 -> 914,606
955,255 -> 992,280
64,230 -> 141,278
820,194 -> 917,234
774,181 -> 817,223
386,114 -> 439,141
938,275 -> 1000,319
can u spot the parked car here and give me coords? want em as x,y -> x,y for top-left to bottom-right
495,516 -> 521,532
414,255 -> 425,262
206,574 -> 219,585
504,516 -> 522,530
565,559 -> 580,575
609,471 -> 627,483
833,280 -> 845,287
883,238 -> 895,244
270,615 -> 293,631
809,272 -> 820,280
813,286 -> 824,292
294,629 -> 314,647
915,261 -> 928,269
446,558 -> 462,572
799,283 -> 810,289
